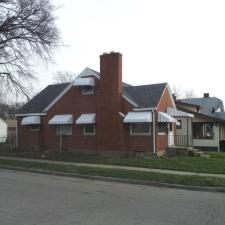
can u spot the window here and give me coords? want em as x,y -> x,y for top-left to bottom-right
84,124 -> 95,135
176,120 -> 182,129
56,125 -> 72,136
30,124 -> 40,131
82,86 -> 94,95
193,122 -> 214,139
158,123 -> 167,134
130,123 -> 151,135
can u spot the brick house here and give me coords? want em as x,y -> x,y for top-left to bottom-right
16,52 -> 182,156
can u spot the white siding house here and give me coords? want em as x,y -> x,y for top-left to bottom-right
0,118 -> 7,143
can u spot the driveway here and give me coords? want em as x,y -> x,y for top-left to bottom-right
0,169 -> 224,225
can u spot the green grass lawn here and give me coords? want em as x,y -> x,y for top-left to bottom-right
0,158 -> 225,187
0,150 -> 225,174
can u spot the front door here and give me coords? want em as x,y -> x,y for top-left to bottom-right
168,123 -> 174,146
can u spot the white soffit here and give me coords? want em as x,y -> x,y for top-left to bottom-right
158,112 -> 180,125
167,107 -> 194,118
123,112 -> 152,123
74,77 -> 95,87
76,113 -> 96,124
48,115 -> 73,125
21,116 -> 41,125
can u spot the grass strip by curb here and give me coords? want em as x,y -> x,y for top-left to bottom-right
1,151 -> 225,175
1,158 -> 225,188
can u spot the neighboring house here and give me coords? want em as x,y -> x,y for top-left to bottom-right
175,93 -> 225,151
0,118 -> 7,143
16,52 -> 185,156
5,119 -> 17,144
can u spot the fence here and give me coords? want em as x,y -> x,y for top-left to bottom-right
174,135 -> 193,148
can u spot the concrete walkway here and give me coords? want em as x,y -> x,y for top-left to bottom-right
1,156 -> 225,178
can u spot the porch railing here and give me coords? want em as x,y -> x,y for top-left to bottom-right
174,135 -> 193,148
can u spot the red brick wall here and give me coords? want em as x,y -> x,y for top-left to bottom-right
97,52 -> 125,151
17,117 -> 43,150
156,87 -> 176,152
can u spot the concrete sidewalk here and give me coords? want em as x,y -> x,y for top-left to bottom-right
0,155 -> 225,178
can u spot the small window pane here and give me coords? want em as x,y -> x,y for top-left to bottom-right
158,123 -> 167,134
131,123 -> 150,135
57,125 -> 72,136
82,86 -> 94,95
84,124 -> 95,135
30,124 -> 40,131
176,120 -> 182,129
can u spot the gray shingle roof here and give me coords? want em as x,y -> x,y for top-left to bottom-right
123,83 -> 167,108
179,97 -> 224,116
17,80 -> 167,114
17,83 -> 70,114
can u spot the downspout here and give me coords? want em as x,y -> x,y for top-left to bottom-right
16,119 -> 18,148
152,109 -> 157,158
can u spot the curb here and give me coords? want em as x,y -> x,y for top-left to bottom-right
0,165 -> 225,193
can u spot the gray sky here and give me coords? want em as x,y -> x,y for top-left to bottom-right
36,0 -> 225,101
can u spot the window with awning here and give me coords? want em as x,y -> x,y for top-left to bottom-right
21,116 -> 41,125
123,112 -> 152,123
48,115 -> 73,125
76,113 -> 96,124
74,78 -> 95,87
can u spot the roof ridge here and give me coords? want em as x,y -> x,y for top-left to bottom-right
124,82 -> 167,89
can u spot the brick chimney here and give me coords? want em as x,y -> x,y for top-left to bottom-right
97,52 -> 124,151
204,93 -> 209,98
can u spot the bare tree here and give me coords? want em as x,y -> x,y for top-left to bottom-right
185,89 -> 196,98
0,0 -> 59,99
53,70 -> 76,84
172,85 -> 183,99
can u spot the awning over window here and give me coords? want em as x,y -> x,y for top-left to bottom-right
158,112 -> 180,125
74,77 -> 95,87
76,113 -> 96,124
21,116 -> 41,125
167,107 -> 194,118
123,112 -> 152,123
48,115 -> 73,125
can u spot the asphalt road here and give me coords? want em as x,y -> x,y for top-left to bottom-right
0,169 -> 225,225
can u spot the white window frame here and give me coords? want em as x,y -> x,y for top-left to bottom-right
83,124 -> 95,136
56,125 -> 72,136
130,123 -> 151,136
30,124 -> 40,131
82,86 -> 94,95
158,123 -> 167,135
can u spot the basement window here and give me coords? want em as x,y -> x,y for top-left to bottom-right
56,125 -> 72,136
84,124 -> 95,135
82,86 -> 94,95
130,123 -> 151,135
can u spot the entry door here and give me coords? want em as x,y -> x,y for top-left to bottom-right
168,123 -> 174,146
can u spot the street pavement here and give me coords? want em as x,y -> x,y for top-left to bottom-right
0,169 -> 225,225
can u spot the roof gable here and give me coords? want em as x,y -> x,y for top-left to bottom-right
179,97 -> 224,116
17,83 -> 69,114
123,83 -> 167,108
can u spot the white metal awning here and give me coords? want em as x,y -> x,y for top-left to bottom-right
123,112 -> 152,123
167,107 -> 194,118
74,77 -> 95,87
76,113 -> 96,124
21,116 -> 41,125
48,115 -> 73,125
158,112 -> 180,125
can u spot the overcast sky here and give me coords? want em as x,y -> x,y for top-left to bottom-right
37,0 -> 225,101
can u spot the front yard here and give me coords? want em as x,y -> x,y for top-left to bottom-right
0,149 -> 225,174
